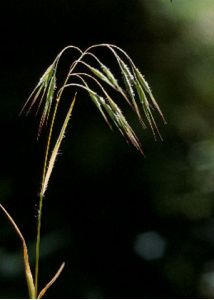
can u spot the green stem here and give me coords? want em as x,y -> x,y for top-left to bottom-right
34,192 -> 43,298
34,100 -> 59,297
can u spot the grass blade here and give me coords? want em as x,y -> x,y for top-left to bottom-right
42,94 -> 76,196
0,204 -> 35,299
38,262 -> 65,299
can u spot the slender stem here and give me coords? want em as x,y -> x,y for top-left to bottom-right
34,193 -> 43,298
34,99 -> 59,297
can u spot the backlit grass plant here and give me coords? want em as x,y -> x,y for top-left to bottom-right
0,44 -> 165,298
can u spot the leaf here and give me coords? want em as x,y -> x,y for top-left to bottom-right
38,262 -> 65,299
0,204 -> 35,299
41,94 -> 76,196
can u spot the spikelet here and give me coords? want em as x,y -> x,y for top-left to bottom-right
88,91 -> 112,129
135,80 -> 162,140
20,63 -> 57,137
100,64 -> 118,88
86,64 -> 115,88
38,73 -> 56,137
118,58 -> 135,101
134,67 -> 166,123
96,95 -> 144,154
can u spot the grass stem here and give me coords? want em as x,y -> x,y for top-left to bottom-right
34,100 -> 59,297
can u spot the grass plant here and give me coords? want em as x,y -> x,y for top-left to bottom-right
0,43 -> 165,298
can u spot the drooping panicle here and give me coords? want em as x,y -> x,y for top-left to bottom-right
22,43 -> 165,154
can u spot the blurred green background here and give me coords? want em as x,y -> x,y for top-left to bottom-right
0,0 -> 214,298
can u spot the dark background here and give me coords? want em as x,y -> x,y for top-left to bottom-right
1,0 -> 214,298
